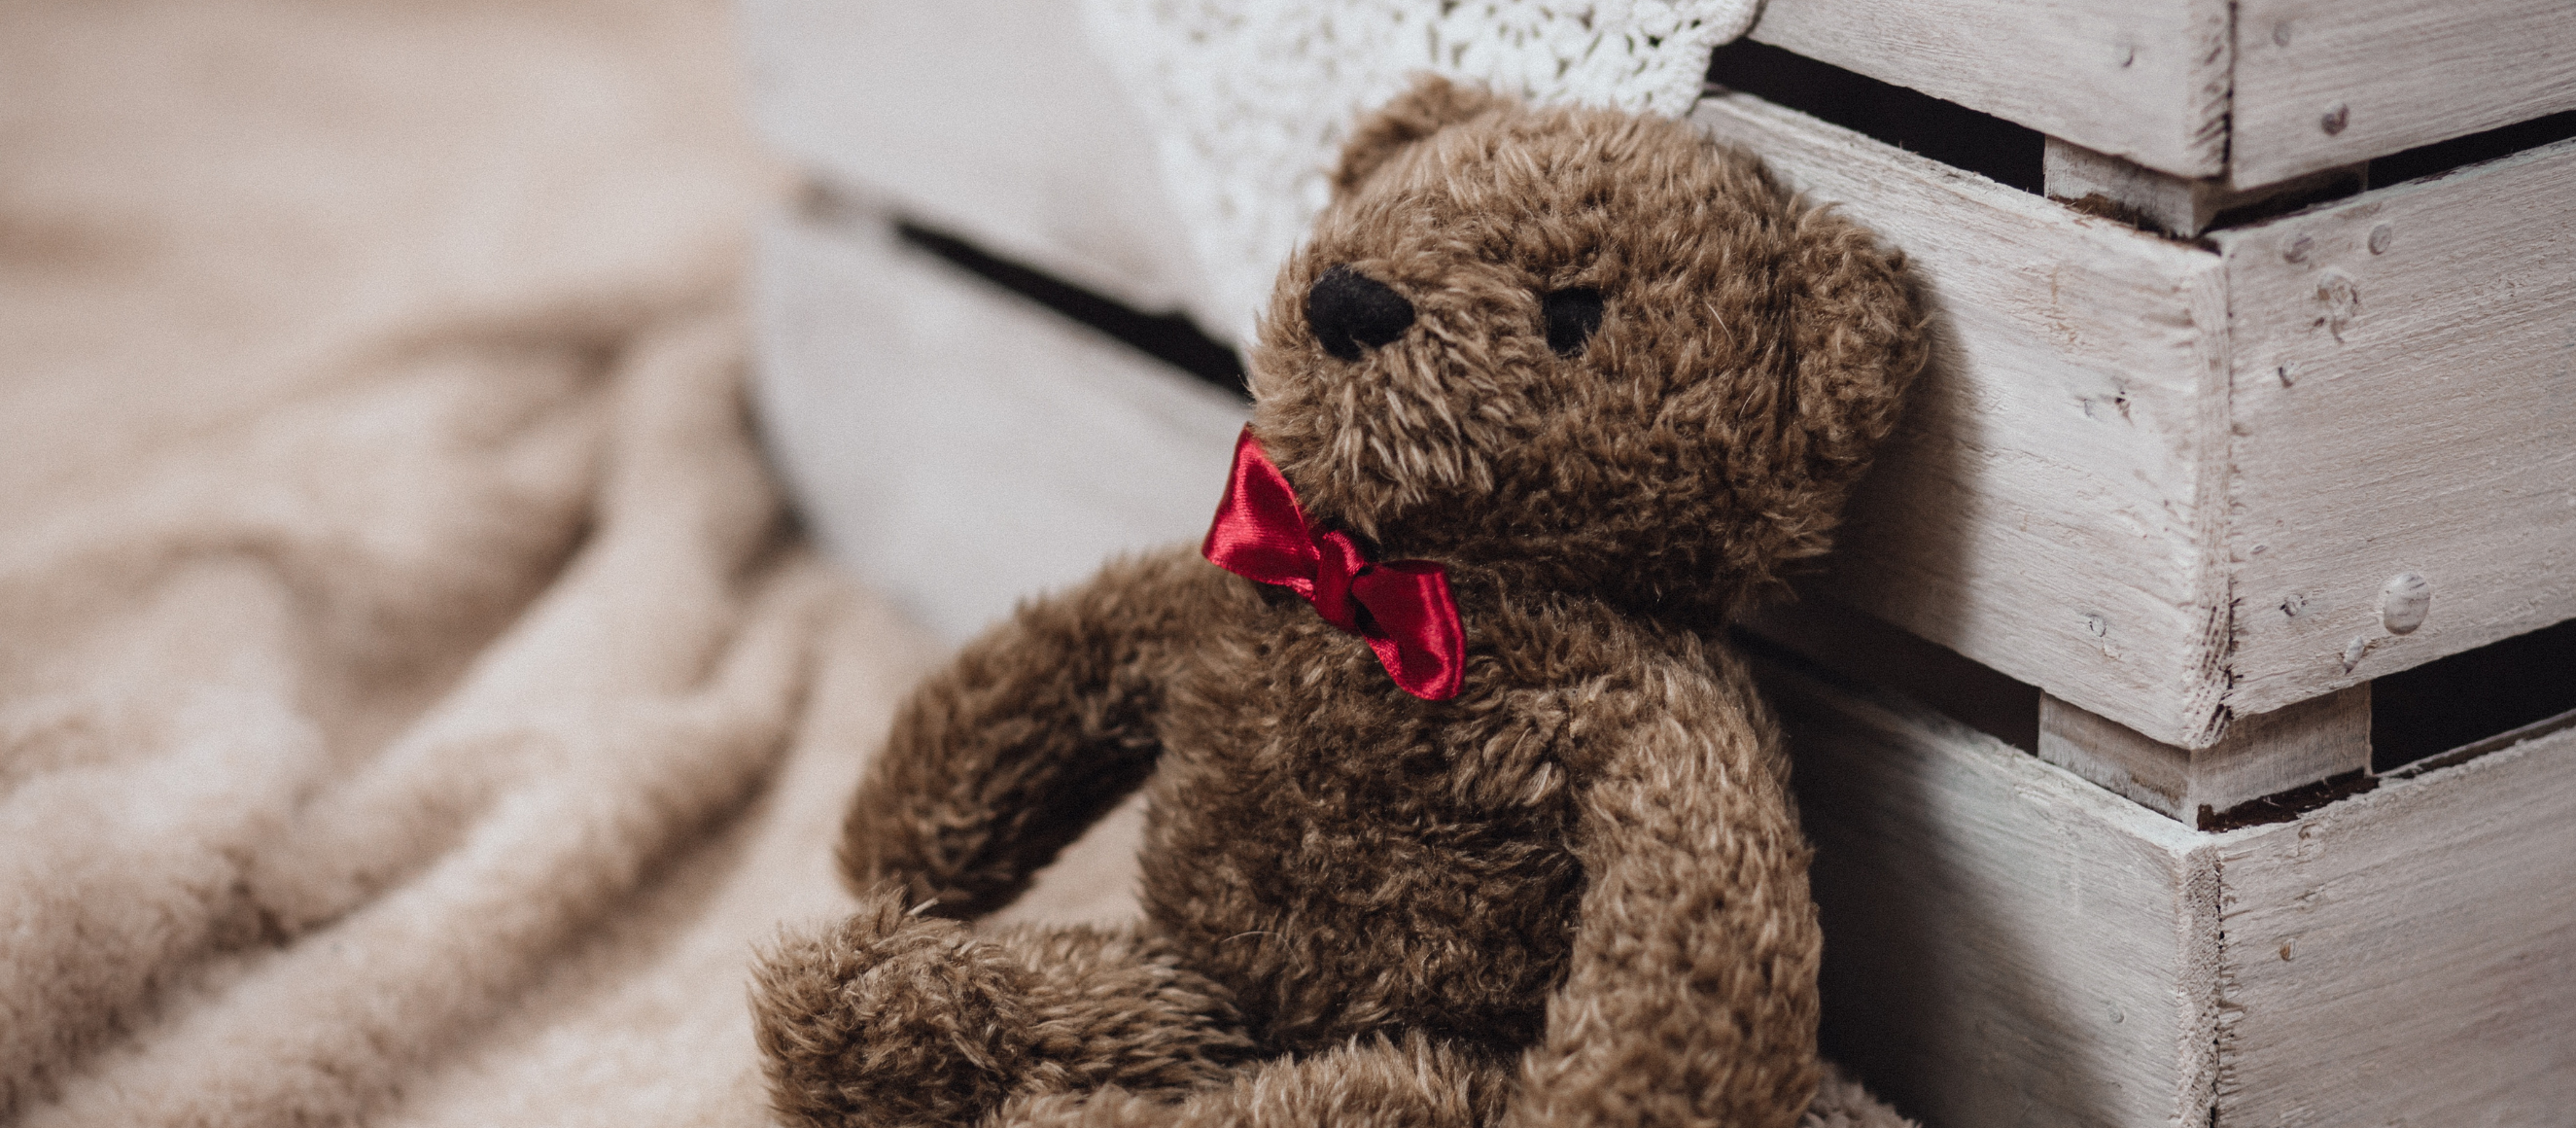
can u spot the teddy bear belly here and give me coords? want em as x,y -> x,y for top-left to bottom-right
1133,779 -> 1584,1056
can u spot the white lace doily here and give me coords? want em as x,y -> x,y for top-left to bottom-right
1078,0 -> 1760,343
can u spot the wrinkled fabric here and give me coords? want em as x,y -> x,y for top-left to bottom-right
0,3 -> 1918,1126
0,3 -> 937,1124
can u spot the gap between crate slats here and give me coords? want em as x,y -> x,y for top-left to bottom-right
751,205 -> 1245,644
2231,0 -> 2576,187
1697,89 -> 2576,751
1692,90 -> 2234,748
1756,651 -> 2220,1128
1758,644 -> 2576,1128
1746,0 -> 2229,179
740,0 -> 1210,326
2210,715 -> 2576,1125
2217,134 -> 2576,719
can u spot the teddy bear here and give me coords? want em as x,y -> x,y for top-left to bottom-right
751,75 -> 1928,1128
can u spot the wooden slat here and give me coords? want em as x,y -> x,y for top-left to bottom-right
2038,686 -> 2369,825
1699,90 -> 2576,746
1754,652 -> 2220,1128
2215,137 -> 2576,718
740,0 -> 1209,324
752,205 -> 1246,644
2213,716 -> 2576,1123
1746,0 -> 2229,179
2231,0 -> 2576,187
1764,646 -> 2576,1127
1691,92 -> 2235,749
2042,137 -> 2365,238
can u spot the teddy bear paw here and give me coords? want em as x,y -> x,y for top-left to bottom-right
753,890 -> 1041,1128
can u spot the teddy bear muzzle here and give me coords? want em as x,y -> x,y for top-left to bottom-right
1306,264 -> 1414,360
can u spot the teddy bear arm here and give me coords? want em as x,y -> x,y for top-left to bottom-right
1506,663 -> 1822,1128
838,548 -> 1226,918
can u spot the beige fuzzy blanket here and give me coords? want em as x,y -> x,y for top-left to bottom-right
0,2 -> 1912,1125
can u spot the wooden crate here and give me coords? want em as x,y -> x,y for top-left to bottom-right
1692,90 -> 2576,753
1754,644 -> 2576,1128
751,196 -> 1244,643
1745,0 -> 2576,187
739,0 -> 1206,322
743,8 -> 2576,1122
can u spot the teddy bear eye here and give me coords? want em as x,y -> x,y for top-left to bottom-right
1541,288 -> 1605,357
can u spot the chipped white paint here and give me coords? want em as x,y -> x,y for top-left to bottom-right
1692,92 -> 2235,747
1744,0 -> 2573,187
1752,653 -> 2220,1128
2042,136 -> 2361,238
1744,0 -> 2231,178
2216,135 -> 2576,717
2038,687 -> 2369,823
1759,649 -> 2576,1128
2212,714 -> 2576,1124
1697,93 -> 2576,746
2379,572 -> 2430,634
2232,0 -> 2576,187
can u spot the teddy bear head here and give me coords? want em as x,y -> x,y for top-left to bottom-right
1246,76 -> 1928,622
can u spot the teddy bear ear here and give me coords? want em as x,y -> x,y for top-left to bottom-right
1331,74 -> 1511,199
1776,202 -> 1933,508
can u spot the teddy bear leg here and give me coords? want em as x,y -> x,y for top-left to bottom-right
990,1031 -> 1513,1128
752,893 -> 1257,1128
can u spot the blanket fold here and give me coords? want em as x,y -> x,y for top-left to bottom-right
0,2 -> 1917,1125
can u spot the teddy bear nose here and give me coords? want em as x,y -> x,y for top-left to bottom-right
1306,265 -> 1415,361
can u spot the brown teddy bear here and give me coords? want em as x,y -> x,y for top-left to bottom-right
752,76 -> 1926,1128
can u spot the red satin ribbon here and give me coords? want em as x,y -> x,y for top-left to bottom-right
1201,427 -> 1465,701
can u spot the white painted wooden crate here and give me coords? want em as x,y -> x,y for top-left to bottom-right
739,0 -> 1205,322
1694,91 -> 2576,753
743,4 -> 2576,1124
750,197 -> 1243,644
1752,644 -> 2576,1128
1745,0 -> 2576,187
741,0 -> 1241,641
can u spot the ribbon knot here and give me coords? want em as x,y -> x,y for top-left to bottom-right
1201,428 -> 1466,700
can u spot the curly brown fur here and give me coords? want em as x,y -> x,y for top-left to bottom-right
1259,76 -> 1927,621
752,889 -> 1258,1128
756,75 -> 1927,1128
998,1033 -> 1514,1128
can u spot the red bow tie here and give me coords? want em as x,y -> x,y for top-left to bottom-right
1201,427 -> 1465,701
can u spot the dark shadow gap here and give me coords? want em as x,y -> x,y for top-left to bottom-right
2371,617 -> 2576,773
2367,109 -> 2576,189
1704,40 -> 2045,194
1735,596 -> 2042,754
2200,771 -> 2379,832
891,219 -> 1249,400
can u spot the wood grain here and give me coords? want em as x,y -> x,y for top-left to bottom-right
1762,647 -> 2576,1126
1691,92 -> 2236,748
2042,136 -> 2365,237
2232,0 -> 2576,187
1753,650 -> 2220,1128
2213,715 -> 2576,1124
2216,137 -> 2576,718
1746,0 -> 2230,178
2039,686 -> 2369,824
740,0 -> 1211,324
752,205 -> 1246,644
